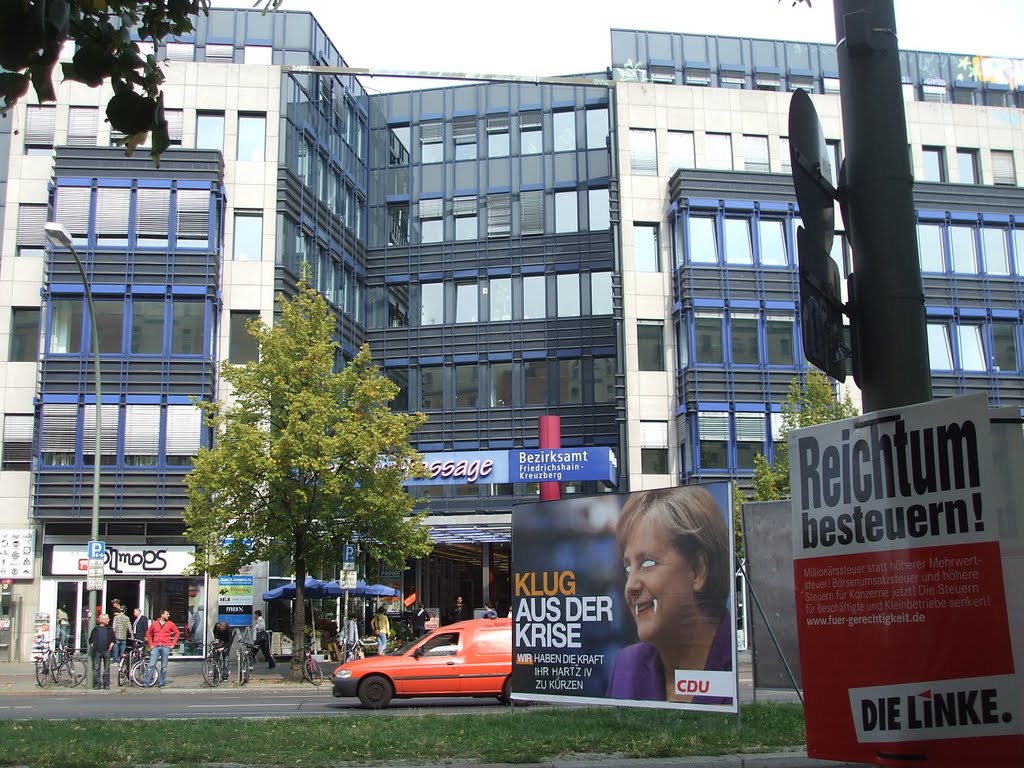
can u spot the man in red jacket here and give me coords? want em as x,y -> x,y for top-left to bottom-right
144,609 -> 181,688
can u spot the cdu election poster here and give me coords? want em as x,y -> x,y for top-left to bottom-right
790,394 -> 1022,766
510,483 -> 737,712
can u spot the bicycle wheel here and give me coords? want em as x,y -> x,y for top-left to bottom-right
304,656 -> 324,686
130,657 -> 153,688
35,656 -> 51,686
237,647 -> 251,686
57,655 -> 87,688
117,658 -> 131,687
202,656 -> 222,687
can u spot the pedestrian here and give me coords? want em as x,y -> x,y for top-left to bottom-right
344,612 -> 362,661
111,603 -> 132,665
144,609 -> 180,688
212,620 -> 234,680
370,605 -> 390,655
412,603 -> 430,637
482,601 -> 497,619
446,595 -> 467,624
55,604 -> 71,647
132,607 -> 149,644
88,613 -> 115,689
253,610 -> 275,668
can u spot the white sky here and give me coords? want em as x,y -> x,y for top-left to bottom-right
213,0 -> 1023,92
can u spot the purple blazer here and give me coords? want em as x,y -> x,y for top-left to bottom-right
605,616 -> 733,704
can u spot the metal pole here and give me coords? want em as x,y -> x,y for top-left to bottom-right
834,0 -> 931,411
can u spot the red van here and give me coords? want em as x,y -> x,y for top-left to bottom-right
331,617 -> 512,708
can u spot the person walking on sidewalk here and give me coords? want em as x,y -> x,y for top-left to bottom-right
253,610 -> 275,668
371,605 -> 390,655
132,607 -> 149,642
111,604 -> 132,665
88,613 -> 115,689
144,609 -> 180,688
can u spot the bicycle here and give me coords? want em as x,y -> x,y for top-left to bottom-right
117,639 -> 147,688
34,644 -> 72,687
237,640 -> 257,686
301,642 -> 324,686
55,648 -> 87,688
202,643 -> 229,687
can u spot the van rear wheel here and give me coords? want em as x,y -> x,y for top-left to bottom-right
358,675 -> 393,709
498,676 -> 511,705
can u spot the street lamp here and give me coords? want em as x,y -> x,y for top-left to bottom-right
44,222 -> 102,690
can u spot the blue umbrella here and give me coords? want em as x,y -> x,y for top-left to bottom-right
261,575 -> 332,601
323,579 -> 399,598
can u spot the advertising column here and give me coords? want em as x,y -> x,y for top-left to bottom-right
790,394 -> 1022,766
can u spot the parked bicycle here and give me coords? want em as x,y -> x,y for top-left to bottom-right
237,639 -> 258,686
302,642 -> 324,686
202,642 -> 230,687
116,638 -> 148,688
34,643 -> 71,687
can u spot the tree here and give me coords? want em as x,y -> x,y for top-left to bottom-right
0,0 -> 280,164
751,370 -> 859,501
183,280 -> 432,678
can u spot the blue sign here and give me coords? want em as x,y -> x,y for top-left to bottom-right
405,447 -> 618,486
342,543 -> 357,564
87,540 -> 105,560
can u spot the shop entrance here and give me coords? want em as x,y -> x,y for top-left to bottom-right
105,579 -> 142,617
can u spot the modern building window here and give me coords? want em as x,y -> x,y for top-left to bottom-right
629,129 -> 657,176
237,113 -> 266,161
490,362 -> 515,406
455,282 -> 478,323
40,403 -> 76,466
927,323 -> 953,370
917,222 -> 946,272
229,311 -> 260,364
421,121 -> 443,163
825,140 -> 841,184
176,189 -> 210,247
15,204 -> 47,257
735,413 -> 765,470
135,188 -> 170,247
95,187 -> 131,246
2,414 -> 34,471
244,45 -> 272,64
9,308 -> 40,362
982,227 -> 1009,276
591,272 -> 613,315
743,135 -> 770,173
585,107 -> 608,150
233,211 -> 263,261
171,301 -> 204,355
766,314 -> 795,366
24,105 -> 56,154
387,204 -> 409,246
724,218 -> 753,265
637,321 -> 665,371
950,225 -> 977,273
779,137 -> 792,173
205,43 -> 234,62
1014,229 -> 1024,275
487,193 -> 510,238
487,115 -> 510,158
956,148 -> 979,184
49,299 -> 83,354
556,274 -> 580,317
420,283 -> 443,325
759,219 -> 787,266
554,190 -> 578,234
520,112 -> 542,155
698,412 -> 729,470
706,133 -> 733,170
123,404 -> 159,466
991,150 -> 1016,186
668,131 -> 695,170
94,301 -> 123,354
165,41 -> 194,61
992,323 -> 1019,371
453,116 -> 476,160
82,403 -> 118,466
588,188 -> 610,231
385,368 -> 409,411
558,359 -> 582,404
388,125 -> 410,166
420,366 -> 444,409
67,107 -> 98,146
689,216 -> 718,263
730,312 -> 759,365
196,111 -> 224,151
523,275 -> 546,319
641,421 -> 669,474
489,277 -> 512,321
922,146 -> 947,182
455,365 -> 478,407
521,189 -> 544,236
594,357 -> 616,402
634,223 -> 660,272
523,360 -> 547,404
419,199 -> 443,243
957,325 -> 986,371
454,197 -> 477,241
695,312 -> 724,363
553,111 -> 576,152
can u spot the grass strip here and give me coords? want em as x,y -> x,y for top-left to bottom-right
0,702 -> 804,767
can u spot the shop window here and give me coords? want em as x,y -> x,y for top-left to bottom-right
927,323 -> 953,370
523,275 -> 546,320
591,272 -> 613,316
489,277 -> 512,322
233,211 -> 263,261
634,223 -> 659,272
594,357 -> 616,403
229,311 -> 260,364
523,360 -> 547,404
556,274 -> 580,318
9,308 -> 40,362
237,113 -> 266,162
420,283 -> 443,326
554,111 -> 576,152
695,312 -> 724,364
637,321 -> 665,371
1,414 -> 34,471
558,359 -> 582,404
629,129 -> 657,176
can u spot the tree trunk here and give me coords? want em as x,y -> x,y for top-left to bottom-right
289,559 -> 307,681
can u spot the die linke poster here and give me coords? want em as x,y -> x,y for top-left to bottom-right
790,394 -> 1021,766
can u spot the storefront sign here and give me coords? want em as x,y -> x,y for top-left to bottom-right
50,544 -> 196,576
790,394 -> 1022,766
0,529 -> 35,579
511,483 -> 737,713
218,575 -> 254,627
406,447 -> 618,486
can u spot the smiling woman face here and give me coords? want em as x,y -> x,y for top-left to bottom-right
621,516 -> 707,649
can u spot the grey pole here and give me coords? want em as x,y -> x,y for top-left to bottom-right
833,0 -> 931,411
45,222 -> 102,691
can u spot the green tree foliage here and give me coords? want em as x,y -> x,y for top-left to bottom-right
184,280 -> 432,676
751,371 -> 859,501
0,0 -> 281,163
732,481 -> 747,562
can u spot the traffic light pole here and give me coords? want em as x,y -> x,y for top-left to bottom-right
834,0 -> 931,411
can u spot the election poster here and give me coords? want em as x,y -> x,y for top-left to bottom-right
790,394 -> 1022,766
511,483 -> 737,712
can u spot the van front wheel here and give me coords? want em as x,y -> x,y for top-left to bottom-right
358,675 -> 393,709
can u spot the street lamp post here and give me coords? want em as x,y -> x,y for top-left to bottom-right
44,222 -> 102,691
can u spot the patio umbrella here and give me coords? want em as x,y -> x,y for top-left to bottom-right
323,579 -> 400,598
261,575 -> 332,601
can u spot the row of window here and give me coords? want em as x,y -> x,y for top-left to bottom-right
367,272 -> 613,329
920,146 -> 1017,186
387,107 -> 610,166
1,404 -> 204,471
675,211 -> 795,269
680,311 -> 796,368
917,220 -> 1024,276
927,318 -> 1020,373
293,131 -> 366,231
385,357 -> 617,412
